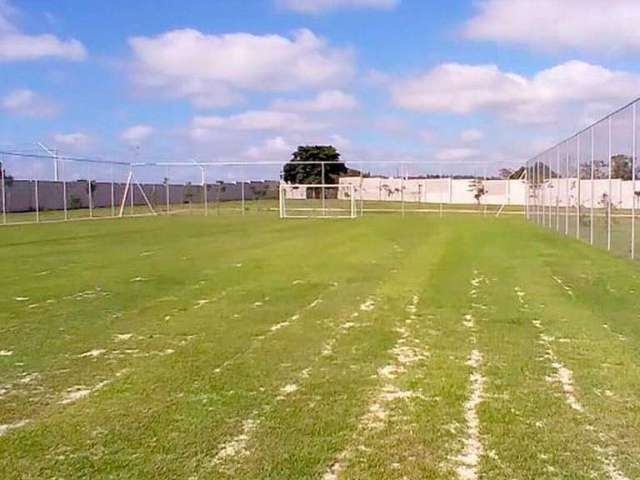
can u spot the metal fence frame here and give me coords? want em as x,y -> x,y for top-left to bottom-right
526,97 -> 640,260
0,148 -> 525,226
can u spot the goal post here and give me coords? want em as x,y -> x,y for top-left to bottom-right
280,184 -> 356,219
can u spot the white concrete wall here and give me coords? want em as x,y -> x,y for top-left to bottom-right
338,177 -> 528,205
537,178 -> 637,208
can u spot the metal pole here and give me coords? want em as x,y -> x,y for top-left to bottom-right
34,179 -> 39,223
576,137 -> 581,239
359,164 -> 364,217
608,117 -> 612,251
536,161 -> 540,224
590,127 -> 595,245
439,165 -> 443,218
556,148 -> 560,232
541,158 -> 550,227
203,169 -> 208,216
129,166 -> 134,216
633,103 -> 637,259
87,166 -> 93,219
165,166 -> 170,214
525,163 -> 529,220
241,169 -> 245,216
401,164 -> 405,217
62,160 -> 68,221
111,165 -> 115,217
321,162 -> 326,217
565,147 -> 569,235
1,159 -> 6,225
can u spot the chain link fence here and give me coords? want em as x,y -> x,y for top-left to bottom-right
527,98 -> 640,259
0,147 -> 524,225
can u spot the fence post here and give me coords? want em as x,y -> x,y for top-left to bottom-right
401,164 -> 405,218
576,136 -> 581,240
633,103 -> 637,260
1,158 -> 6,225
203,168 -> 208,217
34,179 -> 39,223
321,162 -> 325,217
129,166 -> 134,216
110,165 -> 115,217
241,168 -> 246,217
88,165 -> 93,219
565,146 -> 569,235
62,160 -> 68,221
608,116 -> 612,251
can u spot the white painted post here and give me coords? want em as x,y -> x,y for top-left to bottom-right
525,164 -> 529,220
537,161 -> 541,224
401,164 -> 405,218
359,166 -> 364,217
321,162 -> 326,217
608,116 -> 612,251
544,159 -> 547,226
34,179 -> 39,223
203,169 -> 208,217
110,165 -> 115,217
576,136 -> 581,240
554,147 -> 560,232
241,171 -> 245,216
118,170 -> 133,217
439,165 -> 443,218
1,158 -> 6,225
633,103 -> 637,259
129,166 -> 134,216
589,127 -> 594,245
62,161 -> 68,221
565,147 -> 569,235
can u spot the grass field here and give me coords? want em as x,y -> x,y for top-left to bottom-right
1,211 -> 640,479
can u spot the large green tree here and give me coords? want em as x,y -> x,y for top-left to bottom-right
282,145 -> 347,184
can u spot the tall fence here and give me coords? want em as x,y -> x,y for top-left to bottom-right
0,147 -> 524,225
526,97 -> 640,259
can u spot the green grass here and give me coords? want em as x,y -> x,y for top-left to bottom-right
1,210 -> 639,479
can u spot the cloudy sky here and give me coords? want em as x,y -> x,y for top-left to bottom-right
1,0 -> 640,175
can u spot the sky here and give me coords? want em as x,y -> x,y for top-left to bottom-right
2,0 -> 640,180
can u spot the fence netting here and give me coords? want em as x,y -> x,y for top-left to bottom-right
527,98 -> 640,260
1,148 -> 526,225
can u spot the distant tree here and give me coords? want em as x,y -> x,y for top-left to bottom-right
611,154 -> 632,180
282,146 -> 347,185
0,162 -> 14,187
498,168 -> 514,179
468,178 -> 487,205
184,182 -> 195,204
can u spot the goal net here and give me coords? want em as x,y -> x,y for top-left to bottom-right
279,184 -> 356,218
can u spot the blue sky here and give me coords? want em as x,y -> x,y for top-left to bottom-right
2,0 -> 640,175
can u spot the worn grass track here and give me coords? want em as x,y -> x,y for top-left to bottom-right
1,213 -> 639,479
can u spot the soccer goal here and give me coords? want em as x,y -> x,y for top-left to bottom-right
279,184 -> 357,218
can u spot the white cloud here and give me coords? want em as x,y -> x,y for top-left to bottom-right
460,129 -> 483,143
277,0 -> 399,13
271,90 -> 357,112
464,0 -> 640,52
0,1 -> 87,61
1,88 -> 58,117
129,28 -> 353,107
190,110 -> 325,141
435,147 -> 479,161
53,132 -> 91,147
245,136 -> 294,160
121,124 -> 154,144
391,61 -> 640,123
